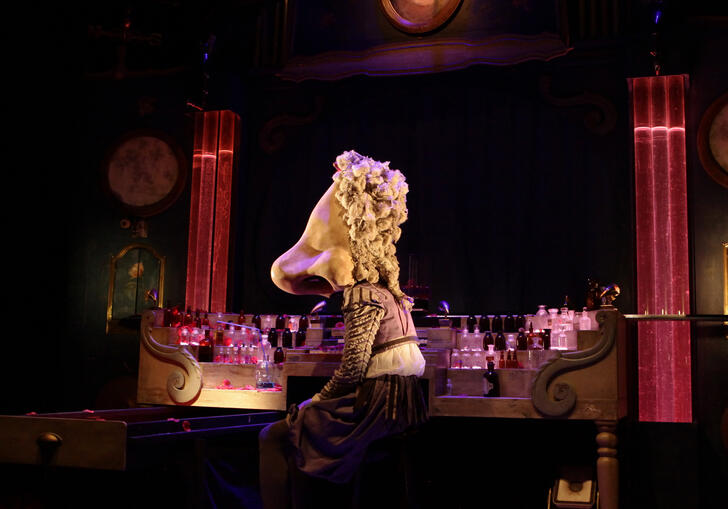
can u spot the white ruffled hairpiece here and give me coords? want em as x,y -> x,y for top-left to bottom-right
332,150 -> 412,309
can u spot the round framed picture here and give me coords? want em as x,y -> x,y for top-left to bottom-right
697,91 -> 728,189
102,129 -> 188,217
379,0 -> 462,34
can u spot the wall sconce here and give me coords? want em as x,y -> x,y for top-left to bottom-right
185,110 -> 240,314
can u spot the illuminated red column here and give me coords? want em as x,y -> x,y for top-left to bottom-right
630,75 -> 691,423
185,110 -> 240,314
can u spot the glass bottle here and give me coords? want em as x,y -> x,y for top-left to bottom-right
300,314 -> 309,331
527,324 -> 543,350
483,361 -> 500,397
268,328 -> 278,348
478,315 -> 490,334
495,331 -> 506,351
255,358 -> 275,389
183,307 -> 193,326
498,350 -> 506,369
485,344 -> 496,364
202,313 -> 210,329
517,328 -> 528,350
295,329 -> 306,348
467,315 -> 477,334
253,314 -> 262,330
542,329 -> 551,350
237,309 -> 246,325
483,331 -> 494,348
503,314 -> 515,332
274,346 -> 285,364
282,328 -> 293,348
491,315 -> 503,333
276,314 -> 286,330
579,307 -> 592,331
198,329 -> 213,362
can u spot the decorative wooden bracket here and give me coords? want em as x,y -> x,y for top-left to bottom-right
140,310 -> 202,405
531,309 -> 618,418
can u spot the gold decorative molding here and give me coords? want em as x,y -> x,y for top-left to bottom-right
106,243 -> 165,334
140,310 -> 202,405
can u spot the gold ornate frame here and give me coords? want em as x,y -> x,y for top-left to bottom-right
379,0 -> 462,34
107,243 -> 166,334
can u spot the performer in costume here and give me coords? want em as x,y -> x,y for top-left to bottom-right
261,150 -> 428,508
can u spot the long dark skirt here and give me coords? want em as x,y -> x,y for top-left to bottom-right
287,374 -> 428,484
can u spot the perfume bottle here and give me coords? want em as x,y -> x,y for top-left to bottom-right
483,361 -> 500,397
276,314 -> 286,330
268,328 -> 278,348
516,328 -> 528,350
479,314 -> 490,334
483,331 -> 494,348
255,359 -> 275,389
295,329 -> 306,348
467,315 -> 477,334
503,314 -> 515,332
282,328 -> 293,348
579,307 -> 592,331
492,315 -> 503,333
495,331 -> 506,351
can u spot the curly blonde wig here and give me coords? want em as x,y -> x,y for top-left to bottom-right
332,150 -> 412,309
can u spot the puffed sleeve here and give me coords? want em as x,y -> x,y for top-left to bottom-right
317,284 -> 386,400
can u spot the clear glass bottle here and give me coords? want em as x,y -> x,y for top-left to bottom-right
579,307 -> 592,331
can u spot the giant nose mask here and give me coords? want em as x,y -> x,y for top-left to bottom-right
271,150 -> 409,299
270,181 -> 355,297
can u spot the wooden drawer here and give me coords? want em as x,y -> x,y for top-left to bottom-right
0,415 -> 127,470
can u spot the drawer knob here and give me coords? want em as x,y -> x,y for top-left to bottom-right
36,432 -> 63,448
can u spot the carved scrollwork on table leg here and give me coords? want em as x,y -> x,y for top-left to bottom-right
141,310 -> 202,405
531,309 -> 618,418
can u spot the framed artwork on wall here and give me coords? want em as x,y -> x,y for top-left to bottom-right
697,91 -> 728,189
102,129 -> 188,217
107,243 -> 165,334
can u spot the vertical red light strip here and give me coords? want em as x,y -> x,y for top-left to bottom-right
195,111 -> 220,312
631,75 -> 691,423
185,110 -> 240,314
185,113 -> 205,312
210,111 -> 239,313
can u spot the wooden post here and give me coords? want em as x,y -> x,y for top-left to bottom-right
596,420 -> 618,509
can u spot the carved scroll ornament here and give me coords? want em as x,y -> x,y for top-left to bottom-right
141,310 -> 202,405
531,309 -> 618,418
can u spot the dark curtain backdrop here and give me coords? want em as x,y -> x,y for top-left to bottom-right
232,61 -> 634,317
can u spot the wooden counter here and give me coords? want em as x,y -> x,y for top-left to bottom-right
137,308 -> 628,509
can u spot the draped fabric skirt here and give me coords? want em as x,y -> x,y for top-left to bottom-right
287,374 -> 428,484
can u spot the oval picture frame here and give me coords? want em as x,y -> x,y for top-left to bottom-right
379,0 -> 462,35
697,91 -> 728,189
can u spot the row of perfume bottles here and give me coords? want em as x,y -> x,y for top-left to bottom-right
463,306 -> 594,334
451,346 -> 549,370
458,327 -> 553,352
162,305 -> 311,333
177,325 -> 307,349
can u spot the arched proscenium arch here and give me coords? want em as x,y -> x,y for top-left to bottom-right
140,310 -> 202,405
531,310 -> 618,418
